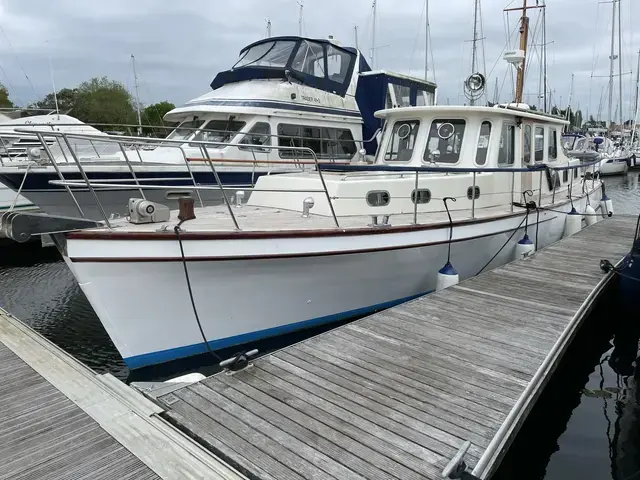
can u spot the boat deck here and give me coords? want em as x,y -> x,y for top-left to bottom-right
147,215 -> 637,480
0,310 -> 245,480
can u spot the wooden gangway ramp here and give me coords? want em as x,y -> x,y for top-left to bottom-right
0,310 -> 245,480
151,216 -> 638,480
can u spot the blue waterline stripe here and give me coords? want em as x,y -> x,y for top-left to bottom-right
124,290 -> 432,369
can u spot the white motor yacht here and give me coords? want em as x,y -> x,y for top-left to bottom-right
0,36 -> 436,220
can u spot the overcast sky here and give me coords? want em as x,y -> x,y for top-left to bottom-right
0,0 -> 638,122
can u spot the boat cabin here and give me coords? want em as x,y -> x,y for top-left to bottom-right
249,104 -> 587,217
144,36 -> 436,165
373,105 -> 570,168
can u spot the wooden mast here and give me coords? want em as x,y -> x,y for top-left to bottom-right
505,0 -> 543,105
515,0 -> 529,104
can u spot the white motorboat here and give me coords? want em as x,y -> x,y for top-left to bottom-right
7,103 -> 604,368
0,36 -> 436,220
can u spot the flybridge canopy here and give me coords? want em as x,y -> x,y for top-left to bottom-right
210,36 -> 367,98
356,71 -> 438,154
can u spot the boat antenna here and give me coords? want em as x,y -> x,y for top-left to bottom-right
297,1 -> 304,37
131,54 -> 143,136
48,52 -> 59,115
370,0 -> 377,68
266,19 -> 272,38
354,25 -> 359,49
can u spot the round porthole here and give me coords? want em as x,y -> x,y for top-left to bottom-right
397,123 -> 412,139
437,122 -> 455,139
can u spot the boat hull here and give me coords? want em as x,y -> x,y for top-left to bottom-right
64,194 -> 599,369
599,158 -> 630,176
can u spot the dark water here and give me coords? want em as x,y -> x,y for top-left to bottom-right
0,172 -> 639,479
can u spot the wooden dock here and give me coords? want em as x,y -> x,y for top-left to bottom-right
0,310 -> 246,480
147,216 -> 638,480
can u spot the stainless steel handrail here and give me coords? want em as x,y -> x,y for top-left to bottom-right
20,129 -> 340,230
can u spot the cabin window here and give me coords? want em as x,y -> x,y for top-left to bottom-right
523,125 -> 532,163
574,168 -> 578,179
534,126 -> 545,161
424,119 -> 466,164
234,40 -> 296,69
167,119 -> 207,141
498,123 -> 516,166
277,124 -> 356,159
475,121 -> 491,165
367,190 -> 390,206
548,128 -> 558,161
239,122 -> 271,151
326,45 -> 351,83
562,169 -> 568,183
411,189 -> 431,204
191,120 -> 246,146
384,120 -> 420,162
292,40 -> 326,78
467,186 -> 480,200
393,85 -> 411,108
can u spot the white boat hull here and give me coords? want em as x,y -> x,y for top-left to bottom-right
599,158 -> 629,176
64,193 -> 599,369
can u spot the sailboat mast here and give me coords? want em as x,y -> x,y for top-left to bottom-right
542,3 -> 547,112
514,0 -> 529,104
470,0 -> 480,105
632,50 -> 640,146
617,0 -> 623,128
635,50 -> 640,122
131,54 -> 142,136
371,0 -> 377,68
608,0 -> 616,127
425,0 -> 429,81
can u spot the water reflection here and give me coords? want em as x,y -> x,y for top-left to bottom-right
0,242 -> 128,379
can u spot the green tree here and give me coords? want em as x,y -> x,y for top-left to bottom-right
0,84 -> 14,108
574,109 -> 583,129
142,101 -> 176,136
31,88 -> 78,113
73,77 -> 136,127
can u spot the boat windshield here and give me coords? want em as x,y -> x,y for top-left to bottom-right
234,40 -> 296,69
190,119 -> 247,146
562,136 -> 578,150
166,119 -> 207,141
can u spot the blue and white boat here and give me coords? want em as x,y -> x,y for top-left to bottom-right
0,35 -> 437,220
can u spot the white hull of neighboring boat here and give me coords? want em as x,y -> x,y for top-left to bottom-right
0,185 -> 35,212
64,193 -> 598,369
599,158 -> 629,176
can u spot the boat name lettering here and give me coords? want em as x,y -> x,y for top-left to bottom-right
301,95 -> 321,104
